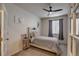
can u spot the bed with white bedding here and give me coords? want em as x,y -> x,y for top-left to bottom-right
30,36 -> 61,55
29,31 -> 62,55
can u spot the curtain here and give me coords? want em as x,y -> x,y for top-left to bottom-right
59,19 -> 64,40
48,20 -> 53,37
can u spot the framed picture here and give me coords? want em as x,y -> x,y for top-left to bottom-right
14,16 -> 22,24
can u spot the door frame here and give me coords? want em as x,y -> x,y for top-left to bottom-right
0,10 -> 4,56
68,4 -> 79,56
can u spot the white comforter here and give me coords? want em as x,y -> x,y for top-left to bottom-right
31,36 -> 60,53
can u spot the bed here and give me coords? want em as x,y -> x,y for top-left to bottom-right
29,30 -> 62,55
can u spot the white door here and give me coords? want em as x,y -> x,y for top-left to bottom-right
0,10 -> 1,56
0,6 -> 13,56
0,10 -> 4,56
0,9 -> 8,56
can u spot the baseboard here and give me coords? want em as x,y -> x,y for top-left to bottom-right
11,49 -> 23,56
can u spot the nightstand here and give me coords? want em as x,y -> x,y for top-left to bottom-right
21,34 -> 30,50
23,39 -> 30,50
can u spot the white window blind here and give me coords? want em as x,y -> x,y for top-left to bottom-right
52,20 -> 59,34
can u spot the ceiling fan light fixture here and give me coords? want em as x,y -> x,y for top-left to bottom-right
48,12 -> 53,16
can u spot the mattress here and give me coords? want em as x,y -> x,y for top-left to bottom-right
31,36 -> 60,53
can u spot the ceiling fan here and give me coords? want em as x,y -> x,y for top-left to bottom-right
43,4 -> 63,16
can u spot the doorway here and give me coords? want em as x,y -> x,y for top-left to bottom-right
0,10 -> 4,56
0,11 -> 1,56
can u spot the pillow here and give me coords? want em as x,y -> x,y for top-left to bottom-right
33,31 -> 39,37
30,30 -> 39,37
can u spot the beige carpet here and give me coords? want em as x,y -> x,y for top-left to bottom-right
14,46 -> 56,56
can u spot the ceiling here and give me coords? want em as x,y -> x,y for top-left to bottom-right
15,3 -> 69,18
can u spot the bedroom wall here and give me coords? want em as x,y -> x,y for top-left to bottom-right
0,13 -> 1,56
0,13 -> 1,30
3,4 -> 41,55
41,15 -> 68,44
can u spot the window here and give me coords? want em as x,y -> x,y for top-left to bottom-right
52,20 -> 59,34
76,18 -> 79,35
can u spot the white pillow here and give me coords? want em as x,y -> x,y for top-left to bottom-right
33,31 -> 39,37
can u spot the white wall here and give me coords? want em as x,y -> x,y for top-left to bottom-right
3,4 -> 41,55
41,15 -> 68,44
0,13 -> 1,33
0,4 -> 2,30
0,13 -> 1,56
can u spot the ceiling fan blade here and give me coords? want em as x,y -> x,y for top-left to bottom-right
52,9 -> 63,12
43,9 -> 50,12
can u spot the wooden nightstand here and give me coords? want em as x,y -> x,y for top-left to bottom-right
23,39 -> 30,50
21,34 -> 30,50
